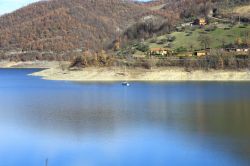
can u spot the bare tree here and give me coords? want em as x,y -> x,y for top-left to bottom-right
198,34 -> 212,50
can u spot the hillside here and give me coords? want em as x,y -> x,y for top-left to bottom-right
0,0 -> 149,60
122,0 -> 250,52
0,0 -> 249,61
143,24 -> 250,51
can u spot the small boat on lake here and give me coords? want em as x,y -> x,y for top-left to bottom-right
122,82 -> 130,86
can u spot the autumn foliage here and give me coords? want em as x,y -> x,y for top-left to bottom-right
0,0 -> 147,55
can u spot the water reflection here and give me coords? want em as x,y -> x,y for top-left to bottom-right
0,69 -> 250,165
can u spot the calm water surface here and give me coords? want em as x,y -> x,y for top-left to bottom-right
0,68 -> 250,166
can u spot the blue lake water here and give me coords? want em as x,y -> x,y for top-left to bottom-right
0,68 -> 250,166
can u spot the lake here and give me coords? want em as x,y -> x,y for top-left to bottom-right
0,68 -> 250,166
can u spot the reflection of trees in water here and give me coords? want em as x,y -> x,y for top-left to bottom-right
14,95 -> 250,140
193,101 -> 250,139
3,87 -> 250,161
190,100 -> 250,161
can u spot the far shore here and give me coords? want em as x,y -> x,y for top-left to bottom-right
31,67 -> 250,82
1,61 -> 250,81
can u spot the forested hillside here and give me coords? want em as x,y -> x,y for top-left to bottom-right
0,0 -> 249,61
0,0 -> 148,57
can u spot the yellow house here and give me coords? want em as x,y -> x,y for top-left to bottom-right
199,18 -> 207,26
235,48 -> 249,55
193,18 -> 207,26
195,51 -> 207,57
148,48 -> 173,56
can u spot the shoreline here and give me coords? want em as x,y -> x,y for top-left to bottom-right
1,61 -> 250,81
31,67 -> 250,82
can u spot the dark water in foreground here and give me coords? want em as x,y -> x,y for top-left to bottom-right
0,69 -> 250,166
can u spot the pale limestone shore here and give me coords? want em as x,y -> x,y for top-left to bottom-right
31,67 -> 250,82
1,61 -> 250,81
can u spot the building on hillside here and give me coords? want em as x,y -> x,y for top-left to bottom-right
225,47 -> 249,53
192,18 -> 207,26
236,48 -> 249,52
236,48 -> 249,56
244,48 -> 249,52
148,48 -> 173,56
194,50 -> 207,57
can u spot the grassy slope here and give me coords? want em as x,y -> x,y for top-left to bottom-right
145,25 -> 250,51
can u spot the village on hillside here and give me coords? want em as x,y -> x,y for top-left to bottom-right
0,0 -> 249,71
115,5 -> 250,63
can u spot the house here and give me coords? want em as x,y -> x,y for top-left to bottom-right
199,18 -> 207,26
244,48 -> 249,52
236,48 -> 249,52
236,48 -> 249,55
194,50 -> 207,57
148,48 -> 173,56
225,48 -> 249,53
193,18 -> 207,26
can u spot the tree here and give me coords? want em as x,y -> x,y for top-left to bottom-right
136,43 -> 149,53
198,34 -> 212,50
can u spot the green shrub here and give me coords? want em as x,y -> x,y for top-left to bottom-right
136,43 -> 149,52
149,38 -> 157,43
175,46 -> 187,53
156,38 -> 168,44
167,35 -> 176,42
239,24 -> 247,28
205,25 -> 217,32
190,26 -> 197,31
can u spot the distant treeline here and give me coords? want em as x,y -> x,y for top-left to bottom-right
66,51 -> 249,71
121,56 -> 249,70
1,49 -> 249,71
